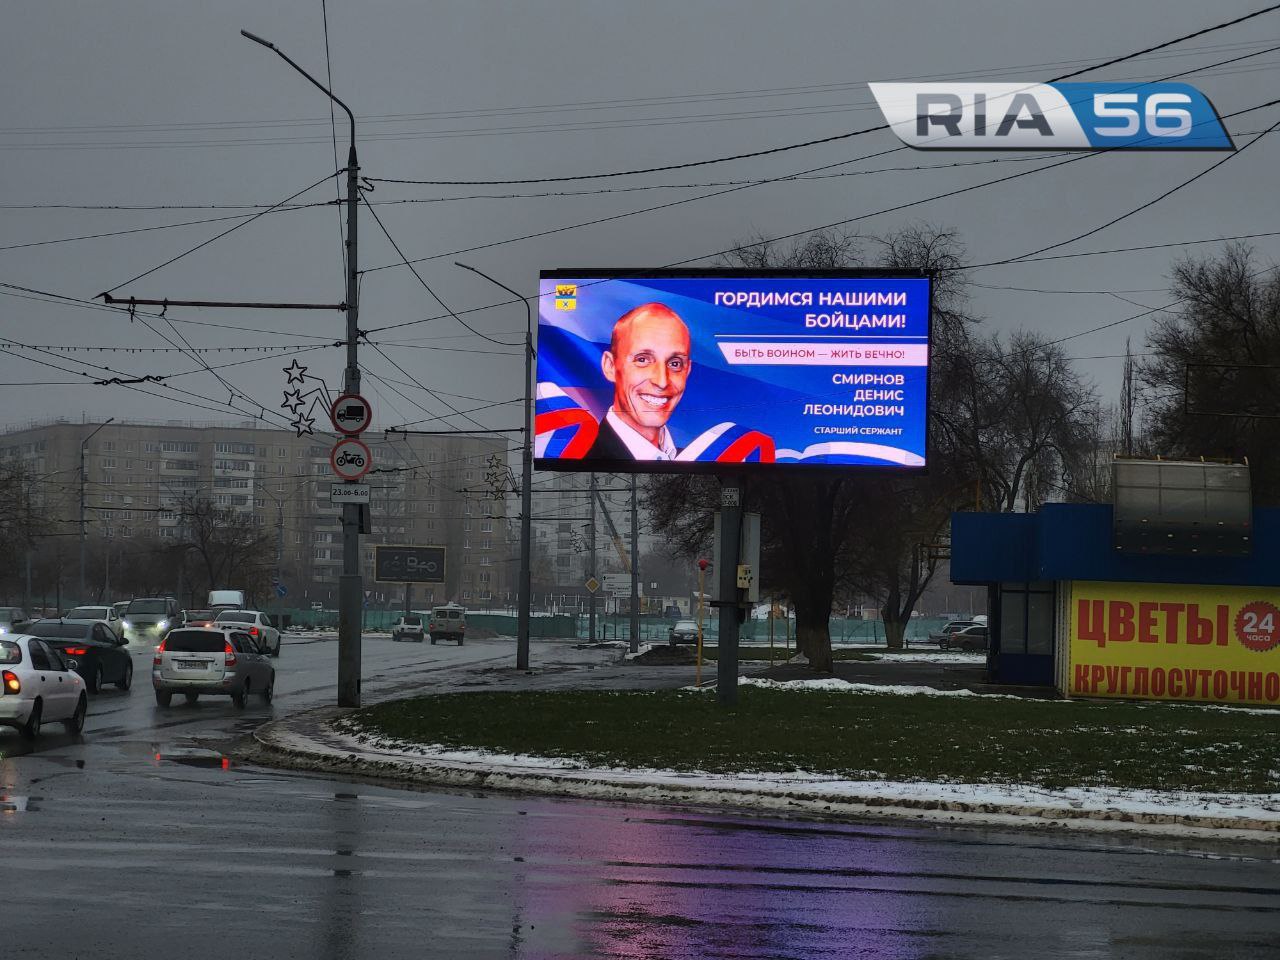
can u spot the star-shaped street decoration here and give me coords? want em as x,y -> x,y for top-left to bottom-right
281,388 -> 305,414
290,412 -> 316,438
282,358 -> 308,386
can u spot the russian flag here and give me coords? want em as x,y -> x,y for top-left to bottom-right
677,422 -> 776,463
535,383 -> 599,460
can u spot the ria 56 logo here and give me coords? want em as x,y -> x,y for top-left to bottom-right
869,82 -> 1233,150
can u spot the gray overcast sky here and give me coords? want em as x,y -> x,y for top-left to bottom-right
2,0 -> 1276,433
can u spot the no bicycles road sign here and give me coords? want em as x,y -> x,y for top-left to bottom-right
330,437 -> 372,481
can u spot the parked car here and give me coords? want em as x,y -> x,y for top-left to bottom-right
668,619 -> 699,645
212,609 -> 281,657
27,619 -> 134,694
391,615 -> 425,642
939,624 -> 989,651
0,607 -> 32,635
65,604 -> 125,639
122,597 -> 179,643
0,635 -> 87,737
428,605 -> 466,645
929,620 -> 979,646
152,627 -> 274,707
183,609 -> 218,627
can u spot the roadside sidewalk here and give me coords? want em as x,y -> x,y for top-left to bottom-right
247,702 -> 1280,841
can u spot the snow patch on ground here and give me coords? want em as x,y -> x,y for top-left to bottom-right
865,651 -> 987,664
685,676 -> 1026,699
270,716 -> 1279,832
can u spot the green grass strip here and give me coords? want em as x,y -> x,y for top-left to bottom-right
344,688 -> 1280,794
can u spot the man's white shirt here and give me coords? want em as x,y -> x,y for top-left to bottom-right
606,409 -> 677,460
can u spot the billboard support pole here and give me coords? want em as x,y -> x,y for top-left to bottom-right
716,475 -> 743,706
589,474 -> 598,642
629,475 -> 640,654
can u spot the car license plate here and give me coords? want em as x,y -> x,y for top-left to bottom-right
176,660 -> 208,670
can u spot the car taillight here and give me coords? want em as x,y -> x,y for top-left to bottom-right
153,638 -> 166,666
64,647 -> 88,656
224,640 -> 237,667
2,670 -> 19,695
249,627 -> 259,636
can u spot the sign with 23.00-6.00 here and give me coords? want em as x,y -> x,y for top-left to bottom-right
330,437 -> 372,481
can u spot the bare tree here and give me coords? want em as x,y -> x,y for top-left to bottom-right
1141,243 -> 1280,501
177,498 -> 274,605
647,226 -> 980,666
939,331 -> 1099,512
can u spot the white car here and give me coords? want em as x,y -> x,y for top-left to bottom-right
212,609 -> 282,657
0,635 -> 88,737
65,605 -> 125,639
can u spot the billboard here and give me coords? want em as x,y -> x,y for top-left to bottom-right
535,269 -> 931,473
373,545 -> 446,584
1067,581 -> 1280,707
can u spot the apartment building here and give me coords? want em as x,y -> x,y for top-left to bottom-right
0,418 -> 512,607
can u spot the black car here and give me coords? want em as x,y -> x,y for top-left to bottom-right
668,619 -> 699,645
26,620 -> 134,694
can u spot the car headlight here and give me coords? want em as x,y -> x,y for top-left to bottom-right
157,620 -> 168,631
0,626 -> 6,634
122,620 -> 132,630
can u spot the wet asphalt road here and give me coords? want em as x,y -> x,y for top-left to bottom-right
1,635 -> 1278,959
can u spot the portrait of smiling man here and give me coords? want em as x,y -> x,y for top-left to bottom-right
585,302 -> 692,461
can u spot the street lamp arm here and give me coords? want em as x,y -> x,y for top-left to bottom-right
240,29 -> 355,148
454,261 -> 534,671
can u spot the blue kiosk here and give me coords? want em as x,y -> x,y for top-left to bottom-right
949,462 -> 1280,707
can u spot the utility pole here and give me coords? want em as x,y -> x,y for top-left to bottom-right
274,502 -> 285,623
629,474 -> 639,654
242,29 -> 363,705
453,262 -> 533,671
589,473 -> 597,642
79,418 -> 114,604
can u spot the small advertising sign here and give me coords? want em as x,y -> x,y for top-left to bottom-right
1068,581 -> 1280,707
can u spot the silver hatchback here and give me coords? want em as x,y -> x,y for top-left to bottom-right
152,627 -> 274,707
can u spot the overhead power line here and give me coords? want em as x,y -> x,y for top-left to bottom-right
100,169 -> 339,296
0,203 -> 326,253
361,45 -> 1280,278
3,36 -> 1272,137
0,280 -> 340,341
361,197 -> 521,347
364,4 -> 1280,186
1000,116 -> 1280,265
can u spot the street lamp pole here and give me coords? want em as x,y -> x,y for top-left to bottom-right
79,417 -> 114,603
454,262 -> 533,671
242,29 -> 363,706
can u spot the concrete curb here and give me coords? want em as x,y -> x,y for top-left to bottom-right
245,706 -> 1280,841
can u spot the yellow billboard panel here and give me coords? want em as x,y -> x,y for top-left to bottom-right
1068,581 -> 1280,706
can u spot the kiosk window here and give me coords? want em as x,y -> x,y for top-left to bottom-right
999,582 -> 1055,655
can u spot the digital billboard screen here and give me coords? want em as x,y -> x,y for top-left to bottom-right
535,269 -> 931,473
